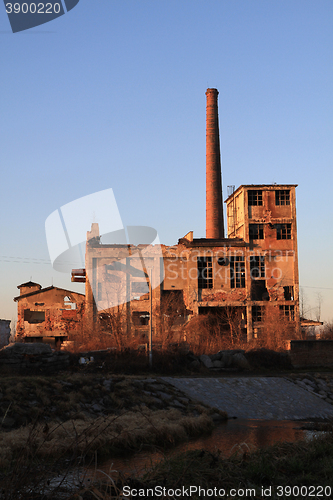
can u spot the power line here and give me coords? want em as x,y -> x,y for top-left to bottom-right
300,285 -> 333,291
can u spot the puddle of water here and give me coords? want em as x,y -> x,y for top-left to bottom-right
89,419 -> 308,479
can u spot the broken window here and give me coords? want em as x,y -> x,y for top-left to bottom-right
131,281 -> 149,300
250,256 -> 265,278
24,309 -> 45,324
275,190 -> 290,206
64,296 -> 77,310
248,190 -> 263,206
283,286 -> 294,300
249,224 -> 264,240
276,223 -> 291,240
252,305 -> 263,322
197,256 -> 213,289
251,280 -> 269,300
132,311 -> 150,326
230,256 -> 245,288
280,305 -> 295,321
132,282 -> 149,294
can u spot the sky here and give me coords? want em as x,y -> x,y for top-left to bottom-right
0,0 -> 332,327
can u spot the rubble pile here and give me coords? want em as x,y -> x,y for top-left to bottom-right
286,373 -> 333,406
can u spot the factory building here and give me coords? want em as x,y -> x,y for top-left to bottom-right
74,89 -> 299,345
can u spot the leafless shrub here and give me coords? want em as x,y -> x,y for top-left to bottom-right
321,321 -> 333,340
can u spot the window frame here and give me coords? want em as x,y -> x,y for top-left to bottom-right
279,304 -> 295,321
250,256 -> 265,278
252,305 -> 263,322
197,256 -> 213,289
275,190 -> 290,206
230,256 -> 245,288
276,223 -> 292,240
249,224 -> 264,240
248,190 -> 263,206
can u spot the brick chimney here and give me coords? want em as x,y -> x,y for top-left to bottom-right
206,88 -> 224,239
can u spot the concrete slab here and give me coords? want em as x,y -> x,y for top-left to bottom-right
161,377 -> 333,420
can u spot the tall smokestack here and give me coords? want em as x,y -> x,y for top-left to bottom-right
206,88 -> 224,239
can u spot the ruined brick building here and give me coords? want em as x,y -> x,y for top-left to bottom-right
73,89 -> 300,344
14,281 -> 85,345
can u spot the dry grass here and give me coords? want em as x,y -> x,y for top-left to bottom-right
65,430 -> 333,499
0,409 -> 215,467
0,370 -> 221,499
182,307 -> 302,357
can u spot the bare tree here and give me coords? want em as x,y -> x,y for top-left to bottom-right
316,292 -> 323,322
299,287 -> 307,319
156,290 -> 186,347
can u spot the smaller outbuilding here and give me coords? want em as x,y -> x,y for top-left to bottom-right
0,319 -> 11,348
14,281 -> 85,347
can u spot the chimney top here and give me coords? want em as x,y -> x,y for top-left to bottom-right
206,88 -> 219,95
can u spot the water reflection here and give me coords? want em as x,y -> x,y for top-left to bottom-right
93,419 -> 307,478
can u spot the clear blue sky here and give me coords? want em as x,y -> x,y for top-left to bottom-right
0,0 -> 332,326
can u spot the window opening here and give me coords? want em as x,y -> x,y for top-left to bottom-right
64,296 -> 77,310
132,282 -> 149,294
283,286 -> 294,300
275,190 -> 290,206
230,256 -> 245,288
249,224 -> 264,240
250,256 -> 265,278
280,305 -> 295,321
24,309 -> 45,324
248,190 -> 263,206
132,311 -> 150,326
197,257 -> 213,289
252,305 -> 263,322
276,224 -> 291,240
251,280 -> 269,301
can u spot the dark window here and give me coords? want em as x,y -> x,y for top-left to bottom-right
24,309 -> 45,324
230,256 -> 245,288
248,190 -> 263,206
251,280 -> 269,301
275,190 -> 290,206
252,305 -> 263,322
197,256 -> 213,289
250,256 -> 265,278
280,305 -> 295,321
283,286 -> 294,300
249,224 -> 264,240
132,311 -> 150,326
276,223 -> 291,240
